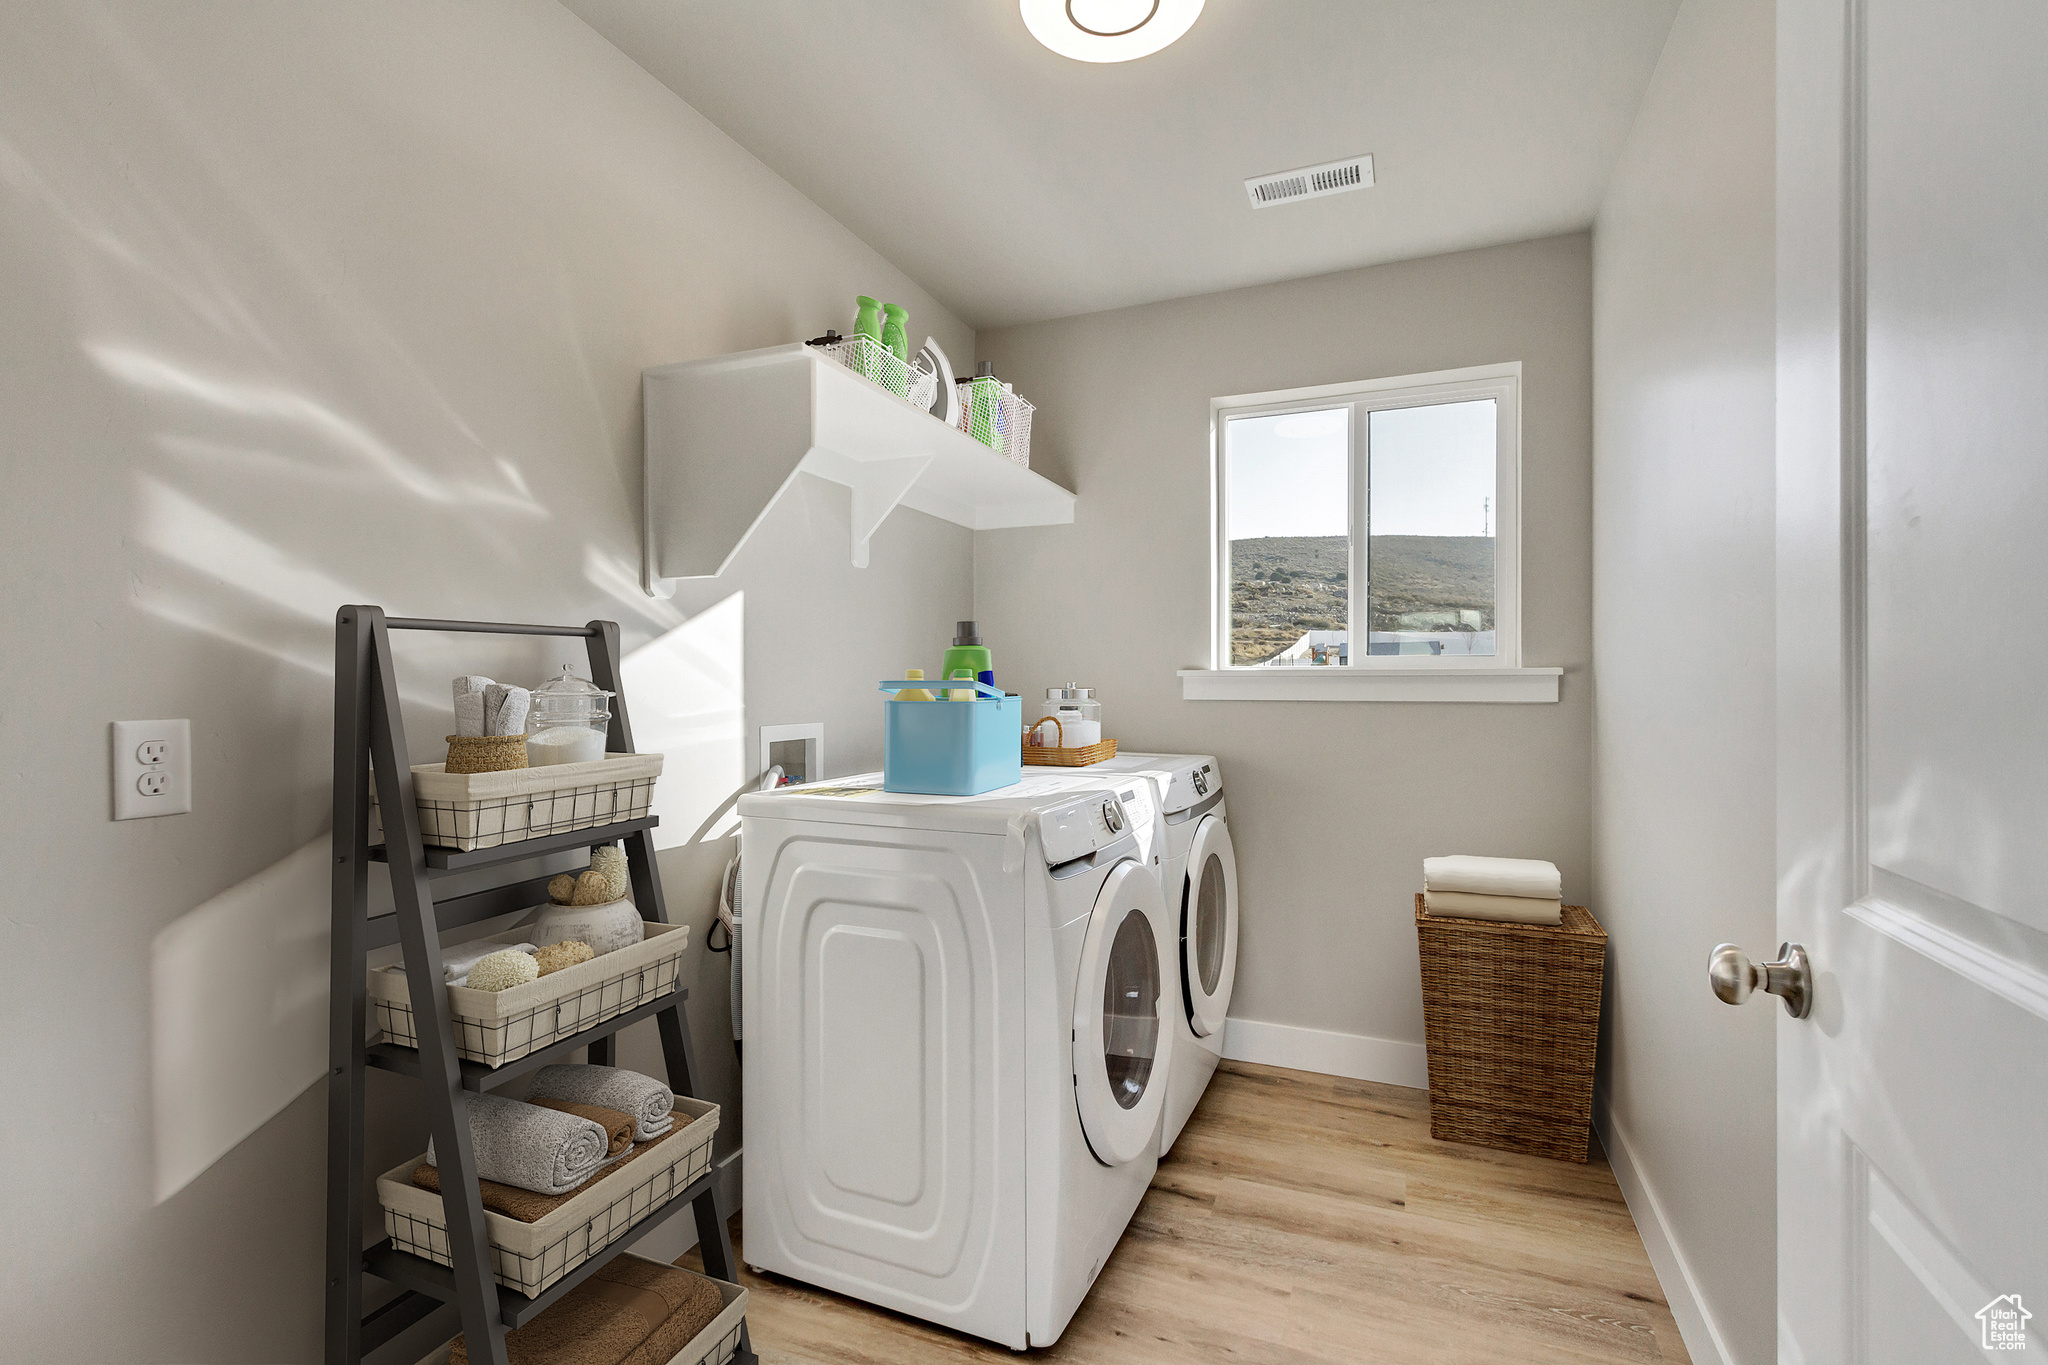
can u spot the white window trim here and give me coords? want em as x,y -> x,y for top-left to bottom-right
1188,360 -> 1559,703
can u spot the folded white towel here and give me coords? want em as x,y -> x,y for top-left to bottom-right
484,683 -> 531,737
453,675 -> 495,738
1423,889 -> 1563,925
387,939 -> 537,986
1423,855 -> 1562,901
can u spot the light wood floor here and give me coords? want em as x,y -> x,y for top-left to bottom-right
682,1060 -> 1690,1364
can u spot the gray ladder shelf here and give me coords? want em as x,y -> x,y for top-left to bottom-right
325,607 -> 755,1365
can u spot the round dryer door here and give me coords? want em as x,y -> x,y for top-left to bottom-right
1181,814 -> 1239,1039
1073,860 -> 1175,1166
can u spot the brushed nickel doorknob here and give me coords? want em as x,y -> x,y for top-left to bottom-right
1709,941 -> 1813,1019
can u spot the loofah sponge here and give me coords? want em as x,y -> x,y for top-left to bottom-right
547,873 -> 579,906
569,869 -> 614,907
588,846 -> 631,902
466,949 -> 539,992
533,940 -> 594,976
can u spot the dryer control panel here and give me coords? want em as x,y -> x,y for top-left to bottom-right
1040,793 -> 1129,867
1159,760 -> 1221,815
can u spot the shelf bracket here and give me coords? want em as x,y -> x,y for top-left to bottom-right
815,450 -> 932,568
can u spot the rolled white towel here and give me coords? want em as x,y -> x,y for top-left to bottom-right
484,683 -> 531,737
1423,855 -> 1561,901
452,675 -> 495,738
425,1092 -> 613,1195
386,940 -> 537,986
526,1064 -> 674,1142
1423,889 -> 1563,925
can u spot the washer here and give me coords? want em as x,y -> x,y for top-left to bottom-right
736,774 -> 1176,1350
1086,754 -> 1236,1154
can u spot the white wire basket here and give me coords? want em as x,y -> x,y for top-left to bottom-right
369,921 -> 689,1067
811,332 -> 937,411
376,1098 -> 720,1297
955,375 -> 1033,467
370,752 -> 662,852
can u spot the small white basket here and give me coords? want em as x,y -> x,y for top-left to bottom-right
811,332 -> 937,411
377,1099 -> 720,1298
371,752 -> 662,851
954,375 -> 1033,467
1000,388 -> 1034,467
369,921 -> 689,1068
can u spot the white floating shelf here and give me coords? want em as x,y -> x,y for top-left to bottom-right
642,343 -> 1075,594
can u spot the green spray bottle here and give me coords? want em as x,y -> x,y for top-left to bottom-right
852,296 -> 884,341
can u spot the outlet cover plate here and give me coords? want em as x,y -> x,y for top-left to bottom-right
113,719 -> 191,820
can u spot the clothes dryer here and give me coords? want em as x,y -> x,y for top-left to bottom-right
1087,754 -> 1236,1154
737,774 -> 1176,1349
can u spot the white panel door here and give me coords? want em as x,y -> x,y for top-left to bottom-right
1777,3 -> 2048,1362
742,824 -> 1024,1337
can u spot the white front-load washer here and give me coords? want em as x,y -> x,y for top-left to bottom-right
1087,754 -> 1236,1154
736,774 -> 1176,1349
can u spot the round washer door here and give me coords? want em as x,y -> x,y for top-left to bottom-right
1073,859 -> 1176,1166
1181,815 -> 1239,1039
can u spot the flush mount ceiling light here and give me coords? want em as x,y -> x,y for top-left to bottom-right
1021,0 -> 1205,63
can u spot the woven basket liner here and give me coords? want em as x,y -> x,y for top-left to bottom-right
1414,893 -> 1605,1163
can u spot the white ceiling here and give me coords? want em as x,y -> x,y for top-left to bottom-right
564,0 -> 1679,329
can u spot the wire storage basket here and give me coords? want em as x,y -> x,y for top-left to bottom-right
809,331 -> 937,411
369,921 -> 690,1067
377,1098 -> 720,1298
370,752 -> 661,852
954,374 -> 1033,467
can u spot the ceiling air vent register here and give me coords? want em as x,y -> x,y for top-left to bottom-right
1244,155 -> 1375,209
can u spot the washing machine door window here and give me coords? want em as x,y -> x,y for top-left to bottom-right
1074,860 -> 1174,1165
1181,815 -> 1238,1039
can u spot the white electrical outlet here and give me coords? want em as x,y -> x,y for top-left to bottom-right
113,719 -> 191,820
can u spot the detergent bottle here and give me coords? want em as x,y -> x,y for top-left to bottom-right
942,621 -> 993,700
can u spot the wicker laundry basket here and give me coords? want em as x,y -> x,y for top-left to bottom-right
1414,893 -> 1606,1163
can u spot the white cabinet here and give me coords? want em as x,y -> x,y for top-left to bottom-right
642,343 -> 1075,594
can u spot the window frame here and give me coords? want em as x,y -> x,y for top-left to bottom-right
1208,361 -> 1524,673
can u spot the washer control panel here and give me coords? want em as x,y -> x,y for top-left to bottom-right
1040,793 -> 1129,867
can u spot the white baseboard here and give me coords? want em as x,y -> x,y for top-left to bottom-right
1594,1091 -> 1737,1365
1220,1016 -> 1430,1089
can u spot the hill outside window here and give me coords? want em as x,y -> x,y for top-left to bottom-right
1185,362 -> 1559,702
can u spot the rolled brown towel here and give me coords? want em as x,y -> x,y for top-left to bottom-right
447,1255 -> 725,1365
529,1097 -> 633,1158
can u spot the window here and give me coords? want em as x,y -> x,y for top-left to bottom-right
1191,364 -> 1554,702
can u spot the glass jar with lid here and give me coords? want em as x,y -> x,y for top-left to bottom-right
525,666 -> 614,766
1034,683 -> 1101,728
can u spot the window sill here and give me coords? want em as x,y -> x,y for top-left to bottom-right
1177,667 -> 1561,704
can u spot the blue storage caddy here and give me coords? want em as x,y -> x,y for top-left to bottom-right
878,679 -> 1022,796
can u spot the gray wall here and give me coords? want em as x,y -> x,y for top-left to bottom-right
0,3 -> 972,1361
974,235 -> 1593,1062
1589,0 -> 1777,1361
